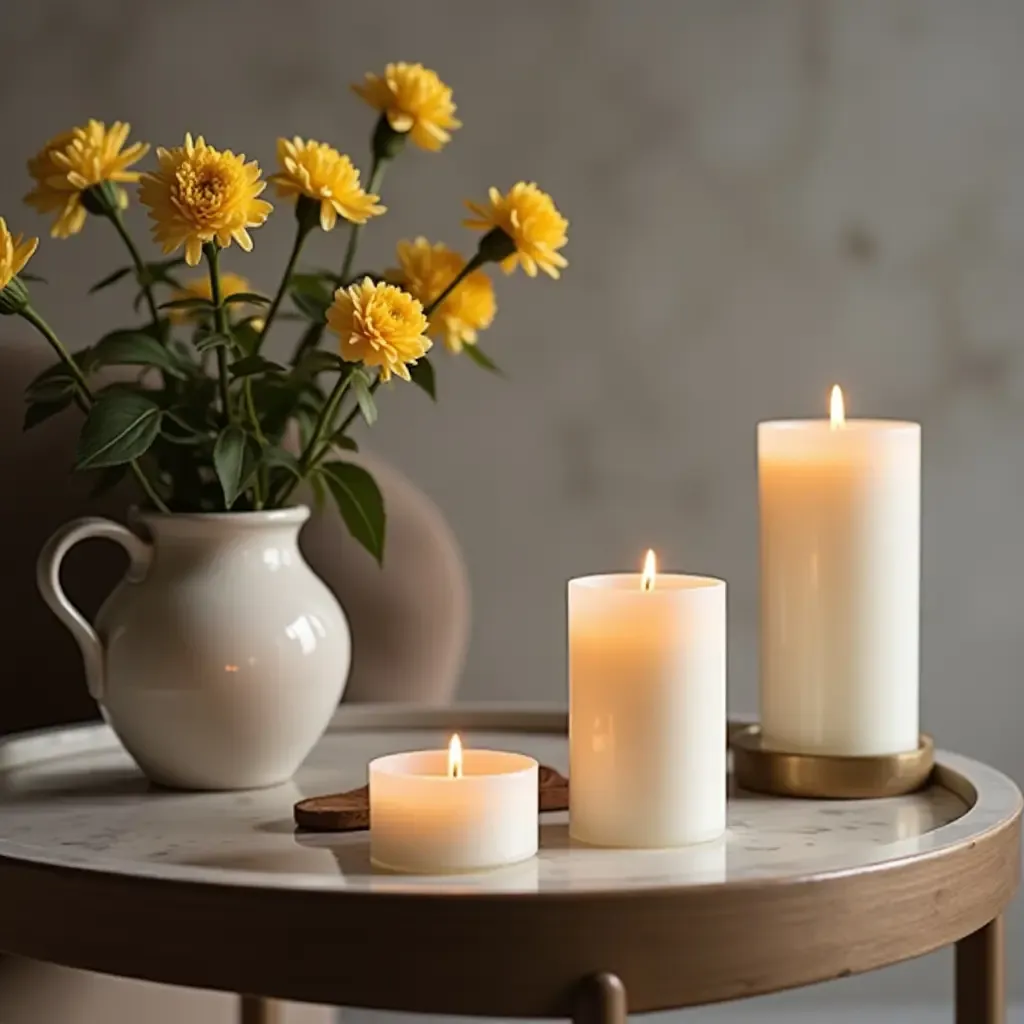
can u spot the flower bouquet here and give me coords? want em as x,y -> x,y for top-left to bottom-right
2,62 -> 569,565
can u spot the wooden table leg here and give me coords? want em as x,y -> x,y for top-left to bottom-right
574,972 -> 627,1024
239,995 -> 283,1024
956,916 -> 1005,1024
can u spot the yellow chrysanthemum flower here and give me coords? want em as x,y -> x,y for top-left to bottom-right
24,120 -> 149,238
464,182 -> 569,279
326,277 -> 431,382
0,218 -> 38,291
352,63 -> 461,152
139,134 -> 273,267
269,138 -> 385,232
390,238 -> 495,353
169,271 -> 255,323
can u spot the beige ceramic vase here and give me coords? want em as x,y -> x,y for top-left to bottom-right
36,506 -> 350,790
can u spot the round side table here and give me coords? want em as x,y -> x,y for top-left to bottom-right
0,706 -> 1018,1023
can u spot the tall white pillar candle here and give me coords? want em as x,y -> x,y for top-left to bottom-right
758,388 -> 920,756
569,556 -> 726,848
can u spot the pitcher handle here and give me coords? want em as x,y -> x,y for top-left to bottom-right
36,517 -> 152,702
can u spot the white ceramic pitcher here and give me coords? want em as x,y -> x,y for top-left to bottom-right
36,506 -> 350,790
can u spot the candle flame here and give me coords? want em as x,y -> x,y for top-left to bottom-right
830,385 -> 845,430
641,549 -> 657,591
447,733 -> 463,779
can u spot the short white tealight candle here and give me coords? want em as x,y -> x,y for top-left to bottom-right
369,735 -> 538,873
569,552 -> 727,848
759,386 -> 920,756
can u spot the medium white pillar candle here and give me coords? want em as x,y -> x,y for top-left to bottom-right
369,737 -> 538,873
569,554 -> 727,848
758,387 -> 920,756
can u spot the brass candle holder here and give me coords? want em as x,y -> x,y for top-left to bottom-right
731,726 -> 934,799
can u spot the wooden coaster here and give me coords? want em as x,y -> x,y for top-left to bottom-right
294,764 -> 570,832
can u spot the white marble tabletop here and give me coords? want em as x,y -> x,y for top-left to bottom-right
0,705 -> 1018,896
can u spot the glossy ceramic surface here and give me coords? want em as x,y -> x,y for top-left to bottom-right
36,507 -> 350,790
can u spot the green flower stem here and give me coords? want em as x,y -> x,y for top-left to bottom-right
18,306 -> 171,514
20,307 -> 92,398
312,255 -> 485,441
291,159 -> 389,364
423,252 -> 486,318
259,220 -> 313,350
299,252 -> 484,448
106,210 -> 161,334
339,157 -> 386,287
244,377 -> 268,510
302,373 -> 352,471
244,380 -> 267,447
204,243 -> 234,429
277,372 -> 353,506
203,244 -> 267,509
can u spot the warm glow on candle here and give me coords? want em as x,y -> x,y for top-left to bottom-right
830,385 -> 845,430
447,733 -> 463,778
641,549 -> 657,591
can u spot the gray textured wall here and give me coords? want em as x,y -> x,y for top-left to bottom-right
2,0 -> 1022,1013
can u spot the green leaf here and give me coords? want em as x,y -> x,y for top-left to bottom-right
232,316 -> 264,356
262,446 -> 302,479
350,370 -> 378,426
295,349 -> 348,377
291,294 -> 329,323
169,338 -> 201,368
75,392 -> 163,469
159,296 -> 215,312
321,461 -> 386,565
141,259 -> 185,290
162,409 -> 212,445
88,266 -> 133,294
290,283 -> 331,322
250,378 -> 303,442
150,256 -> 188,271
291,273 -> 337,298
212,426 -> 262,509
408,356 -> 436,400
25,348 -> 94,401
26,364 -> 77,402
222,291 -> 271,307
93,330 -> 187,379
230,354 -> 285,379
309,469 -> 328,510
330,433 -> 359,452
23,393 -> 74,431
295,404 -> 319,449
195,332 -> 233,354
92,380 -> 140,399
139,317 -> 171,340
463,344 -> 503,375
292,270 -> 340,291
160,427 -> 207,447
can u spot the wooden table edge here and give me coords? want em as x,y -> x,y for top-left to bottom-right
0,706 -> 1017,1016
